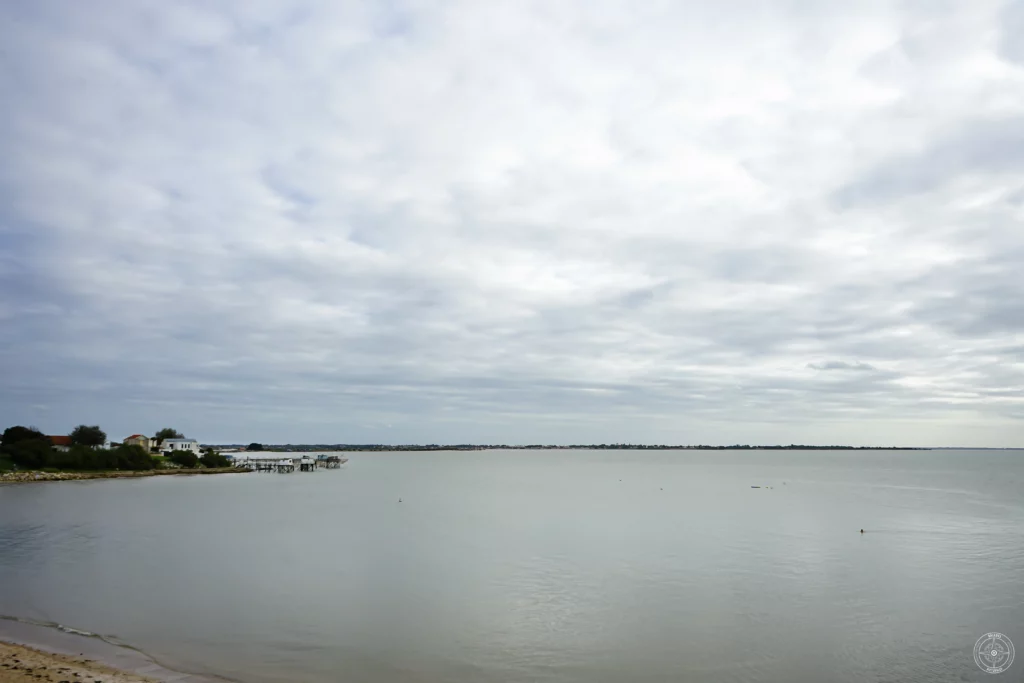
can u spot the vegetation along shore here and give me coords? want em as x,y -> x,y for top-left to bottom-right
0,423 -> 245,484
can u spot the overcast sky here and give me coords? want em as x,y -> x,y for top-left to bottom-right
2,1 -> 1023,446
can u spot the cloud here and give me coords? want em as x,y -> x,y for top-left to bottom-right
1,0 -> 1023,446
807,362 -> 879,372
832,117 -> 1024,207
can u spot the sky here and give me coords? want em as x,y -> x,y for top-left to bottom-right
2,0 -> 1023,447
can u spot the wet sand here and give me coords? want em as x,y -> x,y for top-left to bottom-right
0,641 -> 156,683
0,621 -> 222,683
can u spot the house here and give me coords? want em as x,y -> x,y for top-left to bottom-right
48,435 -> 72,453
161,438 -> 200,455
123,434 -> 153,451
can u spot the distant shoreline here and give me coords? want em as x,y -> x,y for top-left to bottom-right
0,467 -> 249,486
218,444 -> 933,452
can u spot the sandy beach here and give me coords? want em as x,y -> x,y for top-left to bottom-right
0,641 -> 157,683
0,620 -> 217,683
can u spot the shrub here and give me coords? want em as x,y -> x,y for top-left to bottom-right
169,450 -> 200,468
113,444 -> 157,471
69,444 -> 115,470
4,439 -> 53,469
49,447 -> 84,470
200,450 -> 231,468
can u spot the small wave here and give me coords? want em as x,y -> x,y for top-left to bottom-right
1,612 -> 240,682
2,613 -> 135,650
0,613 -> 63,630
0,614 -> 106,640
58,625 -> 97,637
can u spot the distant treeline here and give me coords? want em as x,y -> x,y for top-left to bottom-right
217,443 -> 927,452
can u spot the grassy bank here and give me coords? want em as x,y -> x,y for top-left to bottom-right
0,467 -> 250,484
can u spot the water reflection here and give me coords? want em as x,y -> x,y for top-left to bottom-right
0,450 -> 1022,683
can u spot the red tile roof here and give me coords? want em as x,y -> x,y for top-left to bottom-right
49,435 -> 72,447
126,434 -> 145,439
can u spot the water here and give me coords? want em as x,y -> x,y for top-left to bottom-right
1,449 -> 1022,683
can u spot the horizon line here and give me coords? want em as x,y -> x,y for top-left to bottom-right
202,443 -> 1024,450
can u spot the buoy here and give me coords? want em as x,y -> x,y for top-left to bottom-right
860,529 -> 864,533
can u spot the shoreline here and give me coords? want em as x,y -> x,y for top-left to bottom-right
214,445 -> 935,451
0,618 -> 226,683
0,467 -> 250,485
0,640 -> 157,683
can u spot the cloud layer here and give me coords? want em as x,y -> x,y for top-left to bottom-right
2,0 -> 1023,446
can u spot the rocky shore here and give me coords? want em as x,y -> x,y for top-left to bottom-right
0,467 -> 250,484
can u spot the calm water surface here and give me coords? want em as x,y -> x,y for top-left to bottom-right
1,449 -> 1022,683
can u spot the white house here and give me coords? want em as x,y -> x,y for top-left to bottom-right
161,438 -> 201,455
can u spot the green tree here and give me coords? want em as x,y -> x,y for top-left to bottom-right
247,442 -> 264,451
70,424 -> 107,447
154,428 -> 184,440
200,449 -> 231,468
113,444 -> 156,471
5,439 -> 52,469
1,426 -> 52,469
1,425 -> 47,448
169,450 -> 199,468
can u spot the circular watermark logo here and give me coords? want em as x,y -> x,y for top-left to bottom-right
974,632 -> 1014,674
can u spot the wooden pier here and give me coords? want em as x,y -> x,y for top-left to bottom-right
233,454 -> 348,473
